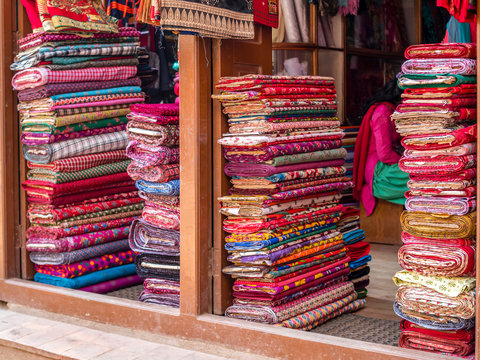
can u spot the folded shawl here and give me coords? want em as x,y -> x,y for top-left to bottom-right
135,253 -> 180,281
399,154 -> 475,175
129,218 -> 180,256
401,58 -> 476,75
404,43 -> 476,59
126,141 -> 180,166
138,289 -> 180,308
401,124 -> 476,150
405,196 -> 475,215
127,162 -> 179,182
400,211 -> 476,239
23,131 -> 129,164
135,179 -> 180,196
126,121 -> 179,147
80,274 -> 142,294
397,74 -> 476,89
142,203 -> 180,230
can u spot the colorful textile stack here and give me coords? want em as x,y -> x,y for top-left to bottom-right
126,103 -> 180,308
13,6 -> 145,293
394,42 -> 476,358
213,74 -> 366,329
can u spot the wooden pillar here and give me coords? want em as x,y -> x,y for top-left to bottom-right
475,9 -> 480,359
179,35 -> 212,315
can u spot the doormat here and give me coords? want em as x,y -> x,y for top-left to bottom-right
311,313 -> 400,347
106,284 -> 144,301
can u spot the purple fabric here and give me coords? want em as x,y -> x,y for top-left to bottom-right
80,274 -> 142,293
224,159 -> 346,177
22,125 -> 127,145
126,141 -> 180,166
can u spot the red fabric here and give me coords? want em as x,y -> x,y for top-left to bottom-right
409,168 -> 476,181
352,102 -> 395,201
20,0 -> 43,30
346,241 -> 371,261
402,124 -> 477,150
403,84 -> 477,97
437,0 -> 476,23
405,42 -> 476,58
401,232 -> 474,247
253,0 -> 279,28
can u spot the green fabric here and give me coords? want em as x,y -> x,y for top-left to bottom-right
27,160 -> 131,184
51,55 -> 105,65
398,74 -> 476,89
372,162 -> 409,205
269,148 -> 346,166
356,288 -> 368,299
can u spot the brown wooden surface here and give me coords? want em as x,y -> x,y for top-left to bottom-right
360,200 -> 403,245
212,24 -> 272,315
179,35 -> 212,316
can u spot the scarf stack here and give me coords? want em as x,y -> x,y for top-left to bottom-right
126,103 -> 181,308
213,74 -> 366,330
393,42 -> 476,358
15,1 -> 145,293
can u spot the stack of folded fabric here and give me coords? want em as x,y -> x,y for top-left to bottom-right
213,74 -> 366,329
126,103 -> 181,308
12,13 -> 146,293
393,43 -> 476,358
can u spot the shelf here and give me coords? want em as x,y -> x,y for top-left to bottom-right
346,46 -> 404,59
272,42 -> 317,50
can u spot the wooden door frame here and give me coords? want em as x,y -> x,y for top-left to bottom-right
0,2 -> 476,359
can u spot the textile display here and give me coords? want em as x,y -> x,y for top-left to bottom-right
14,7 -> 146,294
214,74 -> 369,330
393,42 -> 477,356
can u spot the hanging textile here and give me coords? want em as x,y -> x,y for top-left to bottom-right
446,16 -> 472,43
158,0 -> 255,39
437,0 -> 476,23
338,0 -> 359,16
253,0 -> 279,28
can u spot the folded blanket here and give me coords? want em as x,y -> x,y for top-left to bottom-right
218,132 -> 344,147
34,263 -> 137,289
138,289 -> 180,308
129,103 -> 179,117
401,211 -> 476,239
396,285 -> 475,319
143,203 -> 180,230
135,253 -> 180,281
35,250 -> 136,278
126,141 -> 180,166
23,131 -> 129,164
346,241 -> 370,261
281,293 -> 366,330
393,302 -> 475,331
27,160 -> 130,184
127,112 -> 179,126
398,243 -> 475,276
17,77 -> 142,102
144,278 -> 180,295
231,166 -> 346,184
80,274 -> 142,294
228,120 -> 341,134
216,75 -> 335,92
405,196 -> 475,216
399,155 -> 475,175
404,43 -> 476,59
225,281 -> 354,324
399,320 -> 474,357
129,218 -> 180,255
40,57 -> 140,71
223,140 -> 342,163
30,239 -> 130,265
397,74 -> 476,89
401,232 -> 474,247
402,124 -> 476,150
404,143 -> 476,158
138,192 -> 179,207
393,270 -> 475,298
127,162 -> 179,183
136,179 -> 180,196
126,121 -> 179,147
12,66 -> 138,90
401,58 -> 476,75
225,159 -> 346,177
28,150 -> 128,173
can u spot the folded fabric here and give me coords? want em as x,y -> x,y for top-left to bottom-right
12,66 -> 137,90
349,255 -> 371,270
80,274 -> 142,294
225,281 -> 354,324
30,239 -> 130,265
399,242 -> 475,276
399,155 -> 475,175
281,293 -> 366,330
401,124 -> 477,150
401,58 -> 476,75
129,218 -> 180,255
231,166 -> 346,184
135,179 -> 180,196
35,250 -> 135,278
404,43 -> 476,59
34,263 -> 137,290
405,196 -> 475,216
129,103 -> 179,117
397,74 -> 476,89
399,320 -> 474,357
26,226 -> 130,253
126,141 -> 180,166
138,289 -> 180,308
393,270 -> 475,298
400,211 -> 476,239
142,203 -> 180,230
404,143 -> 476,158
127,162 -> 179,183
23,131 -> 128,164
135,253 -> 180,281
216,75 -> 335,92
346,241 -> 370,261
126,121 -> 179,147
17,77 -> 142,102
393,302 -> 475,331
225,159 -> 346,177
28,150 -> 128,173
396,285 -> 475,319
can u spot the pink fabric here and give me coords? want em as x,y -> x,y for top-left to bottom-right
361,103 -> 400,216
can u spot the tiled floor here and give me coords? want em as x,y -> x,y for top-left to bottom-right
0,307 -> 257,360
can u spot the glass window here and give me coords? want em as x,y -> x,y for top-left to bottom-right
273,50 -> 313,76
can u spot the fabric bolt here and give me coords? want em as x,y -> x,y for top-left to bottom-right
80,274 -> 142,294
404,43 -> 476,59
397,74 -> 476,89
135,179 -> 180,196
405,196 -> 475,215
401,124 -> 477,150
399,154 -> 476,175
401,58 -> 476,75
129,218 -> 179,256
135,253 -> 180,281
126,121 -> 179,147
126,141 -> 180,166
404,143 -> 476,157
142,203 -> 180,230
138,289 -> 180,308
127,162 -> 179,182
23,131 -> 129,164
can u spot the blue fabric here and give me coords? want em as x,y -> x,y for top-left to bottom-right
135,179 -> 180,196
52,86 -> 142,100
447,16 -> 471,43
342,229 -> 365,245
349,255 -> 371,269
34,263 -> 137,289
